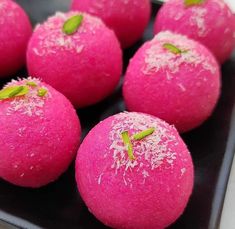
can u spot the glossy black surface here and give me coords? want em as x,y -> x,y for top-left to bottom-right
0,1 -> 235,229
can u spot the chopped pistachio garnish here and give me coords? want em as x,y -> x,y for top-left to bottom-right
133,128 -> 155,141
0,85 -> 29,100
121,131 -> 135,161
62,14 -> 83,35
26,81 -> 37,87
37,88 -> 48,97
184,0 -> 205,7
163,43 -> 188,55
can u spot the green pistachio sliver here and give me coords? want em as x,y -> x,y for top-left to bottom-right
62,14 -> 83,35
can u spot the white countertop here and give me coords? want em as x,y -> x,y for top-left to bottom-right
220,155 -> 235,229
225,0 -> 235,12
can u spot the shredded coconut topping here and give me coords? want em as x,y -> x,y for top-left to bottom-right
0,1 -> 6,11
142,31 -> 216,76
181,168 -> 186,176
174,10 -> 184,21
87,0 -> 141,17
3,77 -> 50,117
100,112 -> 178,186
0,1 -> 17,25
212,0 -> 226,10
32,12 -> 102,57
90,1 -> 105,13
190,8 -> 208,37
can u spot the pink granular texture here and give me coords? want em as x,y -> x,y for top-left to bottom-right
0,0 -> 32,77
123,31 -> 221,133
154,0 -> 235,63
76,112 -> 194,229
0,77 -> 81,188
27,11 -> 122,108
71,0 -> 151,48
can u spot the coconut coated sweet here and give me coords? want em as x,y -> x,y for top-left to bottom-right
123,31 -> 221,132
76,112 -> 194,229
71,0 -> 151,48
154,0 -> 235,63
27,12 -> 122,108
0,0 -> 32,77
0,77 -> 81,188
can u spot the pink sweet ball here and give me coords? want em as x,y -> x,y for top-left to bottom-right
76,112 -> 194,229
71,0 -> 151,48
27,12 -> 122,108
123,31 -> 221,133
0,77 -> 81,188
154,0 -> 235,63
0,0 -> 32,77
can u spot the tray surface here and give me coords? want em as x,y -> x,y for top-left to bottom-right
0,1 -> 235,228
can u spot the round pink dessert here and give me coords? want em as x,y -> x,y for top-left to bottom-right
154,0 -> 235,63
76,112 -> 194,229
27,12 -> 122,108
71,0 -> 151,48
123,31 -> 221,132
0,77 -> 81,188
0,0 -> 32,77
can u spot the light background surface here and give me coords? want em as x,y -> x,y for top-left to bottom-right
224,0 -> 235,11
220,156 -> 235,229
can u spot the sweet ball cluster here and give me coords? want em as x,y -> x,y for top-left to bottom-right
0,0 -> 234,228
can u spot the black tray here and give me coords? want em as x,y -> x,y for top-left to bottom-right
1,1 -> 235,229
